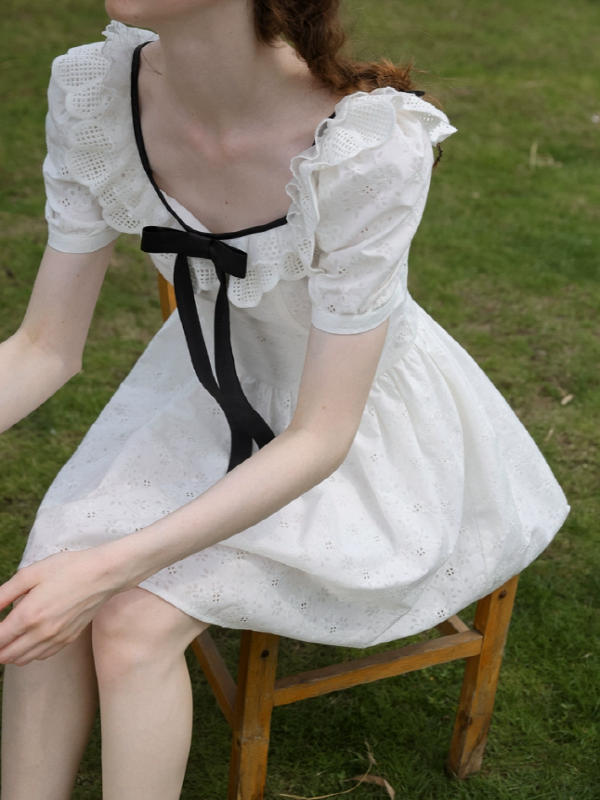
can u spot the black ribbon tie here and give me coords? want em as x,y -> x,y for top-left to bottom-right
141,226 -> 276,473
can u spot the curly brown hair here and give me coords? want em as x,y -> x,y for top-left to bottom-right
254,0 -> 445,168
253,0 -> 431,100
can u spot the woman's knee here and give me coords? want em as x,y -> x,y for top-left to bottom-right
92,587 -> 208,683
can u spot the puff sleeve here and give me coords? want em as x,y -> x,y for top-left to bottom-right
306,95 -> 456,334
42,48 -> 121,254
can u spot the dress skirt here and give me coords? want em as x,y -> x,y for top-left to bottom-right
18,282 -> 570,648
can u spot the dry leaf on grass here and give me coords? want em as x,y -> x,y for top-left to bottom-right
364,740 -> 376,765
544,427 -> 554,442
560,394 -> 574,406
278,763 -> 373,800
344,774 -> 395,800
280,742 -> 387,800
528,140 -> 563,168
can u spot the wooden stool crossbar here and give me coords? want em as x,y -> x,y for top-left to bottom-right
157,272 -> 521,799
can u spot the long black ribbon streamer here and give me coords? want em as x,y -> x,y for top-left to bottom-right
141,227 -> 276,472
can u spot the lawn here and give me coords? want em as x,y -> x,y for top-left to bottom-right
1,0 -> 599,798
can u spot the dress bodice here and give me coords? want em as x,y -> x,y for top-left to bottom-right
43,19 -> 458,469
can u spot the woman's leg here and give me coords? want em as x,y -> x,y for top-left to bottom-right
1,618 -> 98,800
91,587 -> 209,800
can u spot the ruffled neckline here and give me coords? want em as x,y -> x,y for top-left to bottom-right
56,20 -> 458,307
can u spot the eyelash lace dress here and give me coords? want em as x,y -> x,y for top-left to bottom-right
18,21 -> 570,648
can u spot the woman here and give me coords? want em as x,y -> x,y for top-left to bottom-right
0,0 -> 569,798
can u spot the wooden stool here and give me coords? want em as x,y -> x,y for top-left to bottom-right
157,273 -> 521,798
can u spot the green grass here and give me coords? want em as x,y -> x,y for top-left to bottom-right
1,0 -> 599,797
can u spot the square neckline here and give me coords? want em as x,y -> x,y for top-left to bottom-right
130,41 -> 337,241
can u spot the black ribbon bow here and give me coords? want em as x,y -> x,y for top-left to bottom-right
141,226 -> 276,473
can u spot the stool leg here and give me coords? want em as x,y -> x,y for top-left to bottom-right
446,574 -> 520,779
228,630 -> 280,800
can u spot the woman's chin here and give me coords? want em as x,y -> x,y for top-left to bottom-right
104,0 -> 160,27
105,0 -> 142,25
105,0 -> 217,28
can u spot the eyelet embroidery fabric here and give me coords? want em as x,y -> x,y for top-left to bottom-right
22,21 -> 571,648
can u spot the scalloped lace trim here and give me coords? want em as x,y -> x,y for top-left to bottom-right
286,87 -> 457,273
56,20 -> 457,308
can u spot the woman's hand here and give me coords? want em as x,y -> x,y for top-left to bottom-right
0,547 -> 130,666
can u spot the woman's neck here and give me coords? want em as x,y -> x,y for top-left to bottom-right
128,0 -> 315,137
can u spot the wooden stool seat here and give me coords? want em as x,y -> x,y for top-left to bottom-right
157,272 -> 521,799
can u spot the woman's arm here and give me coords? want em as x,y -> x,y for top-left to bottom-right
0,242 -> 114,433
0,316 -> 389,664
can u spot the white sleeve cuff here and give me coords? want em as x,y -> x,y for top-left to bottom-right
47,226 -> 120,254
311,285 -> 403,335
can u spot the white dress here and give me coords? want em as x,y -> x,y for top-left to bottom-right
19,21 -> 570,648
